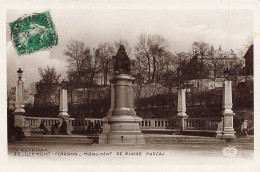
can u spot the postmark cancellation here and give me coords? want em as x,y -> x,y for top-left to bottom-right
8,10 -> 58,56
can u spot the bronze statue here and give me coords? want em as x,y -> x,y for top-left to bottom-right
113,45 -> 130,74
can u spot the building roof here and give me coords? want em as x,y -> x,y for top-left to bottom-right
244,45 -> 253,59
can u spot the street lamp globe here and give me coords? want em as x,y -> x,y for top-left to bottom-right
17,68 -> 23,80
224,68 -> 230,81
61,79 -> 66,89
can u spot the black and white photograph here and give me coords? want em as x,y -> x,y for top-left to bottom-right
1,0 -> 259,172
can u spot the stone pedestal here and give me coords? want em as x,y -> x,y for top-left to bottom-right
99,74 -> 145,144
13,112 -> 24,128
222,81 -> 236,139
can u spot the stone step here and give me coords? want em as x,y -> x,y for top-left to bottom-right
14,135 -> 94,144
16,139 -> 93,144
146,140 -> 224,144
144,134 -> 224,144
26,135 -> 93,140
145,134 -> 218,139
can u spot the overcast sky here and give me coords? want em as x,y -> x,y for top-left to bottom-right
6,9 -> 252,88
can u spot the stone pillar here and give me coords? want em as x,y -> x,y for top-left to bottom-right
99,74 -> 145,144
176,89 -> 188,117
174,89 -> 188,134
13,79 -> 30,136
58,89 -> 69,118
58,89 -> 71,134
14,79 -> 25,127
222,81 -> 236,139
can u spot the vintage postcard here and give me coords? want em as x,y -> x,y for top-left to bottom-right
0,0 -> 259,172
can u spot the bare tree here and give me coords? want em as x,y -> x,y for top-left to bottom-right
192,41 -> 210,105
95,42 -> 115,86
192,41 -> 210,59
38,66 -> 61,85
35,66 -> 61,104
65,40 -> 92,88
135,33 -> 169,83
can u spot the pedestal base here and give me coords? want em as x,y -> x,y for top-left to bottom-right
100,116 -> 145,144
13,112 -> 24,127
223,113 -> 236,139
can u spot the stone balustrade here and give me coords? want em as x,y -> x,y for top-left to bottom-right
139,118 -> 176,129
24,116 -> 222,133
24,116 -> 102,130
183,117 -> 221,130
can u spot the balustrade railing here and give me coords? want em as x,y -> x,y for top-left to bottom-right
24,116 -> 102,131
183,117 -> 221,130
139,118 -> 176,130
24,116 -> 221,132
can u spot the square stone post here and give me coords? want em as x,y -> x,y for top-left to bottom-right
58,89 -> 69,118
222,81 -> 236,139
14,80 -> 25,127
174,89 -> 188,134
13,79 -> 30,136
58,89 -> 72,134
177,89 -> 188,117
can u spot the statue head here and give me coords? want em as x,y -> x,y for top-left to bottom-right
119,45 -> 125,51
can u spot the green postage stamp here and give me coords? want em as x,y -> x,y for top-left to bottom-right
8,11 -> 58,56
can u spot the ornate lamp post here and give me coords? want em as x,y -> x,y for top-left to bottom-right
219,67 -> 236,139
17,68 -> 23,80
61,79 -> 66,89
224,68 -> 230,81
13,68 -> 31,137
15,68 -> 25,113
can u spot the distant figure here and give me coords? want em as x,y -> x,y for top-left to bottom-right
59,118 -> 68,135
51,122 -> 60,135
240,118 -> 248,138
114,45 -> 130,74
39,120 -> 50,135
94,121 -> 102,134
87,122 -> 94,134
